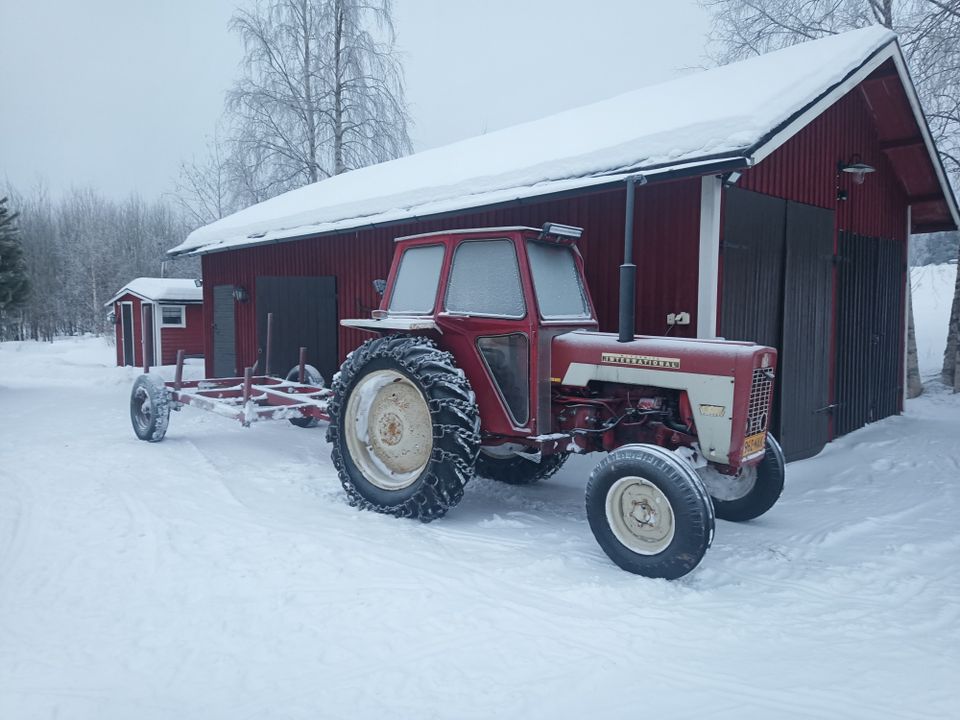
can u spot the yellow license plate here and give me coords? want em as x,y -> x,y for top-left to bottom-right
742,432 -> 767,458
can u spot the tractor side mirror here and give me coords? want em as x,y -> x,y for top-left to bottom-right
372,279 -> 387,296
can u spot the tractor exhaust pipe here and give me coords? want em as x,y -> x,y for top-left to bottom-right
618,175 -> 639,343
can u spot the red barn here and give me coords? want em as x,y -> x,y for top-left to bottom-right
106,278 -> 204,367
169,28 -> 958,461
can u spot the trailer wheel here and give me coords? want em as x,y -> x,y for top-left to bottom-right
699,434 -> 785,522
285,364 -> 325,428
327,335 -> 480,522
475,450 -> 569,485
586,445 -> 714,579
130,374 -> 170,442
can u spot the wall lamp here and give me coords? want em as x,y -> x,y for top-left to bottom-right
838,155 -> 876,185
233,286 -> 249,303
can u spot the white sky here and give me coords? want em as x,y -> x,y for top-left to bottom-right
0,0 -> 710,200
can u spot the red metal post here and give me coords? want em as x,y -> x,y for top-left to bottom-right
174,350 -> 185,391
265,312 -> 274,377
243,367 -> 252,405
298,346 -> 307,383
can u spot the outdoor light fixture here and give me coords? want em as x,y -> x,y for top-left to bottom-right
233,286 -> 249,303
722,170 -> 743,187
838,155 -> 876,185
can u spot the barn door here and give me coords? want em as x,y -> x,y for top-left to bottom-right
779,201 -> 834,461
120,303 -> 134,366
720,188 -> 787,432
212,284 -> 237,377
835,233 -> 905,436
142,303 -> 156,368
255,276 -> 338,383
721,188 -> 834,461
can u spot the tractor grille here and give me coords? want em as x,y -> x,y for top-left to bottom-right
746,367 -> 774,436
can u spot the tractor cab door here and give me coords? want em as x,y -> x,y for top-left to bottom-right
435,237 -> 536,437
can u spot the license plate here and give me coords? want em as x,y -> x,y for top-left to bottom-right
742,432 -> 767,458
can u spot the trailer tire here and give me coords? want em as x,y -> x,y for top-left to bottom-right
475,451 -> 569,485
130,373 -> 170,442
285,364 -> 325,428
586,445 -> 714,579
327,335 -> 480,522
701,434 -> 785,522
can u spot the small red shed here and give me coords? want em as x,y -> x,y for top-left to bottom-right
169,27 -> 958,461
106,278 -> 204,367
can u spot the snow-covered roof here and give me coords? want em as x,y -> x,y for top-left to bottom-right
170,26 -> 957,257
105,277 -> 203,306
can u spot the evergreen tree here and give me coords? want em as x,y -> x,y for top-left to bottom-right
0,196 -> 29,312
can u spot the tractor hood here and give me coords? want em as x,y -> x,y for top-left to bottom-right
551,331 -> 777,466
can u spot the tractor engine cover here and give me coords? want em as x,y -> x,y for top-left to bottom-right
551,330 -> 776,467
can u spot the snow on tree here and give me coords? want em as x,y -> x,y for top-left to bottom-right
0,196 -> 29,315
700,0 -> 960,394
224,0 -> 412,201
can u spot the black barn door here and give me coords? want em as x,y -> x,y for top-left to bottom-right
779,201 -> 834,460
721,188 -> 834,461
121,304 -> 134,366
213,284 -> 237,377
835,233 -> 904,436
256,276 -> 338,383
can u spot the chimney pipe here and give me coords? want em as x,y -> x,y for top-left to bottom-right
618,175 -> 638,343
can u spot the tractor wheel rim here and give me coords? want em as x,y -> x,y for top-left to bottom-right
697,464 -> 758,502
344,370 -> 433,491
133,387 -> 152,431
605,476 -> 675,555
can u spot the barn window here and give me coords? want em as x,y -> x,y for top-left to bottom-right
160,305 -> 186,327
389,244 -> 445,314
445,239 -> 526,318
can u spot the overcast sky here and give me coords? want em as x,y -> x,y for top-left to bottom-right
0,0 -> 710,200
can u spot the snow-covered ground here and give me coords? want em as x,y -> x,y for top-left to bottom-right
2,276 -> 958,719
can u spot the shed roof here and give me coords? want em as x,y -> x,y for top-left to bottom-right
105,277 -> 203,306
171,26 -> 958,257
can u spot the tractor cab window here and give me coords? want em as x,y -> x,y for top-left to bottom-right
388,244 -> 445,314
445,239 -> 526,318
527,241 -> 591,319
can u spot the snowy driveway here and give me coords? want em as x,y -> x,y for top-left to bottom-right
1,338 -> 957,719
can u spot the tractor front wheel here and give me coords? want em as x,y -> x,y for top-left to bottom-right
130,374 -> 170,442
327,335 -> 480,522
475,450 -> 569,485
698,434 -> 785,522
586,445 -> 714,579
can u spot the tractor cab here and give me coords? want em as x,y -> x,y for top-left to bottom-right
342,223 -> 598,438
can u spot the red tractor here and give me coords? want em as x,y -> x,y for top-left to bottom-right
329,222 -> 783,579
130,222 -> 783,580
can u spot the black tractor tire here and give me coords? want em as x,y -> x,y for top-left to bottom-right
475,450 -> 569,485
586,444 -> 715,580
130,373 -> 170,442
285,363 -> 325,428
705,434 -> 785,522
327,335 -> 481,522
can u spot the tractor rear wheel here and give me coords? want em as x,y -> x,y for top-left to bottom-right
130,374 -> 170,442
285,363 -> 325,428
327,335 -> 480,522
586,445 -> 714,579
475,450 -> 569,485
699,434 -> 785,522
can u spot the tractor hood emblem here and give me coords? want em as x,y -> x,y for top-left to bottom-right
601,352 -> 681,370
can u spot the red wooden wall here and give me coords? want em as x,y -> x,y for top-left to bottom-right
159,304 -> 205,364
201,178 -> 703,375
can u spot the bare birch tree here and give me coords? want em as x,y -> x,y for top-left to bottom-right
172,130 -> 238,227
700,0 -> 960,392
225,0 -> 411,199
